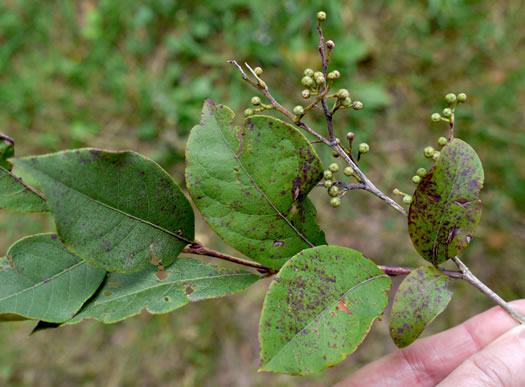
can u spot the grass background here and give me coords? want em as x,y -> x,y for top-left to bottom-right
1,0 -> 525,385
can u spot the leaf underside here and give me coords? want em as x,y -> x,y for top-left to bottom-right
0,166 -> 48,212
408,139 -> 484,265
0,234 -> 106,323
186,100 -> 326,269
14,149 -> 195,273
389,266 -> 453,348
66,258 -> 259,324
259,245 -> 391,375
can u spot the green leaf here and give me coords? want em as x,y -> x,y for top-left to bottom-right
0,135 -> 14,170
408,139 -> 484,265
0,167 -> 48,212
389,266 -> 453,348
13,149 -> 195,273
259,245 -> 391,375
66,258 -> 259,324
0,234 -> 106,323
186,101 -> 326,269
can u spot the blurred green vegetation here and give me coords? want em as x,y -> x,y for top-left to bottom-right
1,0 -> 525,385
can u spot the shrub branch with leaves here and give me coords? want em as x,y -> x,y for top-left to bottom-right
0,11 -> 523,376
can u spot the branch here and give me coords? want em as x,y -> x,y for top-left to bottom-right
452,257 -> 525,324
183,243 -> 277,275
5,168 -> 47,202
378,265 -> 463,279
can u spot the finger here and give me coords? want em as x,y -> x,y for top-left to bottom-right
336,300 -> 525,387
438,324 -> 525,386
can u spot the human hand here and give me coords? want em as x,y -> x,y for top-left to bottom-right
336,300 -> 525,386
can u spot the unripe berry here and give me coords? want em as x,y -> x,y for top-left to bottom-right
433,151 -> 440,161
317,11 -> 327,21
329,163 -> 339,173
358,143 -> 369,153
301,89 -> 311,99
301,76 -> 314,87
416,167 -> 427,177
346,132 -> 355,141
324,180 -> 333,188
403,195 -> 413,205
437,137 -> 448,147
442,108 -> 452,118
254,67 -> 263,76
344,167 -> 353,176
336,89 -> 350,99
431,113 -> 441,122
293,105 -> 304,116
329,185 -> 339,197
424,146 -> 436,158
457,93 -> 467,102
445,93 -> 457,104
330,197 -> 341,208
412,175 -> 421,184
352,101 -> 363,110
326,40 -> 335,49
251,96 -> 261,106
314,71 -> 323,79
315,75 -> 325,84
244,108 -> 254,117
323,170 -> 333,180
342,97 -> 352,107
327,70 -> 340,80
304,68 -> 314,77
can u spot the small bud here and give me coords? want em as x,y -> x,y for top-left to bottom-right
416,168 -> 427,177
304,68 -> 314,77
352,101 -> 363,110
254,67 -> 263,76
330,197 -> 341,208
445,93 -> 457,104
329,163 -> 339,173
342,97 -> 353,107
324,180 -> 333,188
358,143 -> 369,153
301,76 -> 314,87
329,186 -> 339,197
315,75 -> 325,84
346,132 -> 355,141
336,89 -> 350,99
301,89 -> 311,99
293,105 -> 304,116
393,188 -> 401,195
326,40 -> 335,49
327,70 -> 340,80
317,11 -> 327,21
412,175 -> 422,184
457,93 -> 467,102
437,137 -> 448,147
424,146 -> 436,158
244,108 -> 254,117
442,108 -> 452,118
403,195 -> 413,205
323,170 -> 333,180
251,96 -> 261,106
431,113 -> 441,122
344,167 -> 353,176
433,151 -> 440,161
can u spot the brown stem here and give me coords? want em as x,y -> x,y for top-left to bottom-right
378,265 -> 463,279
448,112 -> 455,141
5,168 -> 47,202
183,243 -> 277,274
0,131 -> 14,145
452,257 -> 525,324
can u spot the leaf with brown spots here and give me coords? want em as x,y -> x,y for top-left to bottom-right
13,149 -> 194,273
0,234 -> 105,323
65,258 -> 258,324
259,245 -> 391,375
408,139 -> 484,265
186,101 -> 326,270
389,266 -> 453,348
